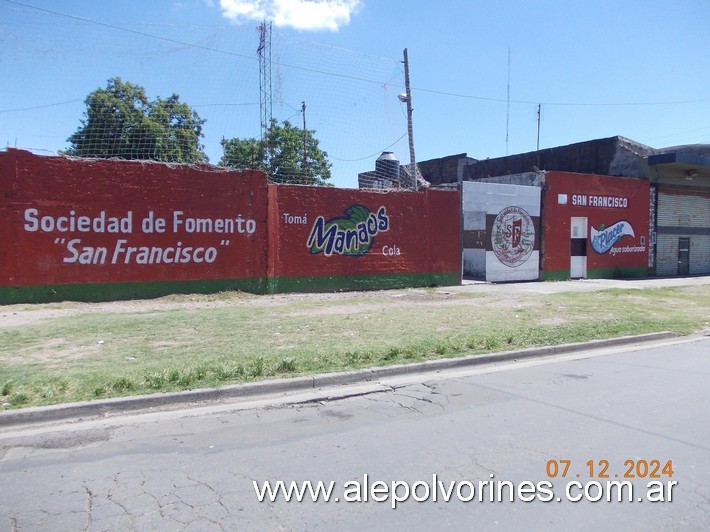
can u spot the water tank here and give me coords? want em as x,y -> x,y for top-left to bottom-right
375,151 -> 400,185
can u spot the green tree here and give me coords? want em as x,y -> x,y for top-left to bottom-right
220,120 -> 332,185
66,77 -> 207,163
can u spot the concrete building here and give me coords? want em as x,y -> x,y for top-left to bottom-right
647,145 -> 710,276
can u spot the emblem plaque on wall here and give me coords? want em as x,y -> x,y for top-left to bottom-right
491,206 -> 535,267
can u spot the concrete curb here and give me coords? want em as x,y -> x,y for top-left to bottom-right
0,331 -> 678,428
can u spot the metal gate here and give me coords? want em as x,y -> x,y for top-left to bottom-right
656,191 -> 710,276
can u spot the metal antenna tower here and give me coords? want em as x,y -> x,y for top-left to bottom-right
257,21 -> 273,143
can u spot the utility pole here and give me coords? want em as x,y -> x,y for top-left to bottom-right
302,101 -> 308,184
402,48 -> 417,191
536,104 -> 542,170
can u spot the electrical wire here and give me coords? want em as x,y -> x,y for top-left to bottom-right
0,99 -> 83,113
8,0 -> 708,110
329,133 -> 408,162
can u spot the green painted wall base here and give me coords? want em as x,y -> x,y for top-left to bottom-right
544,267 -> 648,281
0,278 -> 269,305
266,272 -> 461,294
1,271 -> 461,304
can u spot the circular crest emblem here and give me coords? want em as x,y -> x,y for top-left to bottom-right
491,206 -> 535,267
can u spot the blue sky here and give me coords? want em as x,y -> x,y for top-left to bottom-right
2,0 -> 709,188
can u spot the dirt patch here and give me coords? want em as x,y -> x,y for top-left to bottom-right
1,277 -> 708,329
5,341 -> 102,368
0,288 -> 481,327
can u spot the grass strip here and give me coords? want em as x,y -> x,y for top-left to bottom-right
1,285 -> 708,409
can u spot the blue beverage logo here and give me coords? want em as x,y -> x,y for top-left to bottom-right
591,221 -> 635,254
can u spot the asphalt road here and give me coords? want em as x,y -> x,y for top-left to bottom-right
0,334 -> 708,531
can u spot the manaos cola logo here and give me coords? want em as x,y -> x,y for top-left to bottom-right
491,206 -> 535,267
591,221 -> 635,254
307,205 -> 390,256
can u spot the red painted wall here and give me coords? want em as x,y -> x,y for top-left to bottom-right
268,184 -> 461,284
1,150 -> 461,301
424,188 -> 463,277
543,171 -> 649,276
0,149 -> 268,288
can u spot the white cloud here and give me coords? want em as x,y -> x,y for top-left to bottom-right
219,0 -> 362,31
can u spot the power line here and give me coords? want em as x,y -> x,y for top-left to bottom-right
1,101 -> 259,113
5,0 -> 257,61
0,99 -> 82,113
5,1 -> 400,92
413,86 -> 710,107
329,133 -> 408,162
6,0 -> 710,110
191,103 -> 259,108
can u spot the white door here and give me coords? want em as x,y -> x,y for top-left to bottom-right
570,217 -> 588,278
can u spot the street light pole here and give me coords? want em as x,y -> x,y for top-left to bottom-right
402,48 -> 417,191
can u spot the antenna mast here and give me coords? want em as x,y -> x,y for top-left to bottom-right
506,48 -> 511,155
536,104 -> 541,151
258,21 -> 273,144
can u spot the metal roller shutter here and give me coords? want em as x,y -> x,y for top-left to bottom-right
657,192 -> 710,275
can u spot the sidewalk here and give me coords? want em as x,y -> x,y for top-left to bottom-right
448,275 -> 710,295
